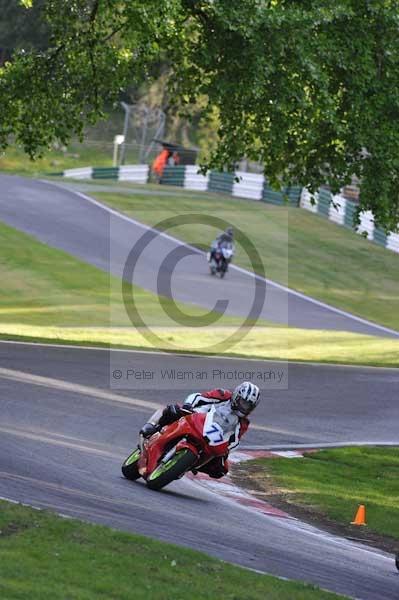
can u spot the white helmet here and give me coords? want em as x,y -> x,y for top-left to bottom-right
231,381 -> 260,417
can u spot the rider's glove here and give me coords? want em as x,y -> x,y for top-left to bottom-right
140,423 -> 159,439
159,404 -> 185,427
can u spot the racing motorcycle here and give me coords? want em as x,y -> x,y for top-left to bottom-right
207,241 -> 234,278
121,407 -> 229,491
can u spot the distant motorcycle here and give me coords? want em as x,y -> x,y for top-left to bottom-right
207,241 -> 234,278
121,407 -> 230,491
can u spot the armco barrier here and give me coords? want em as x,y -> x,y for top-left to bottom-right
62,167 -> 93,179
300,188 -> 399,253
60,164 -> 399,255
387,231 -> 399,252
63,164 -> 149,184
119,165 -> 149,183
208,170 -> 235,195
92,167 -> 119,180
317,188 -> 331,217
233,171 -> 263,200
184,165 -> 209,191
263,184 -> 302,206
161,165 -> 185,187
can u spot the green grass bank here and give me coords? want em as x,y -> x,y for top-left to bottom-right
1,220 -> 399,366
236,447 -> 399,549
0,145 -> 115,177
0,500 -> 346,600
0,219 -> 241,329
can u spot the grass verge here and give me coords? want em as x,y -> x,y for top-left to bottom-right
1,325 -> 399,367
0,144 -> 113,177
0,500 -> 345,600
232,447 -> 399,553
0,220 -> 242,329
94,190 -> 399,331
1,219 -> 398,366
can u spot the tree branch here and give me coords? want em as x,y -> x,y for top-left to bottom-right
101,22 -> 127,44
90,0 -> 100,23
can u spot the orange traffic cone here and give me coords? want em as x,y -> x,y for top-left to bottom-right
351,504 -> 367,526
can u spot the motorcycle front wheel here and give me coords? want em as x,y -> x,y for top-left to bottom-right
121,448 -> 141,480
146,449 -> 197,491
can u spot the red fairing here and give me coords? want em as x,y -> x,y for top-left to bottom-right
137,412 -> 230,479
202,388 -> 232,401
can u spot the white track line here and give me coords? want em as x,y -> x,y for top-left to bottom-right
41,179 -> 399,338
0,366 -> 160,411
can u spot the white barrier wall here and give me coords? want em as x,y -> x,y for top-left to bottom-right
64,167 -> 93,179
119,165 -> 149,183
329,194 -> 347,225
61,165 -> 399,256
184,165 -> 209,191
300,188 -> 318,212
232,172 -> 264,200
387,232 -> 399,252
357,210 -> 375,239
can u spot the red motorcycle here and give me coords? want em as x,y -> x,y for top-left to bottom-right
121,408 -> 229,491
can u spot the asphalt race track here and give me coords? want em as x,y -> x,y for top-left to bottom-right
1,173 -> 399,598
1,341 -> 399,599
0,173 -> 398,337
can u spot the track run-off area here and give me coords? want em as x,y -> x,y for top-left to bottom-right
1,341 -> 399,600
0,174 -> 399,599
0,173 -> 398,337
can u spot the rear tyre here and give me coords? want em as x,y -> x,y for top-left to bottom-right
121,448 -> 141,480
146,449 -> 197,491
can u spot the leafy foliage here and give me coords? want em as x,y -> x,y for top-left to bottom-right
1,1 -> 399,230
0,1 -> 48,53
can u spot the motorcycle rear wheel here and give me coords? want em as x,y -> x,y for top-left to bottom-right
121,448 -> 141,480
146,449 -> 197,491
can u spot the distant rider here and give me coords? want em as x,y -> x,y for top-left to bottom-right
209,226 -> 235,267
216,226 -> 234,246
140,381 -> 260,479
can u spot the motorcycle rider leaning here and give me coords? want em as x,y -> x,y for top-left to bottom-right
140,381 -> 260,479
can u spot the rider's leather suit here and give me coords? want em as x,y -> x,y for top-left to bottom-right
143,388 -> 249,478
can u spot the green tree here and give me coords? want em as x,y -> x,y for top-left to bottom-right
1,0 -> 399,231
0,0 -> 48,54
